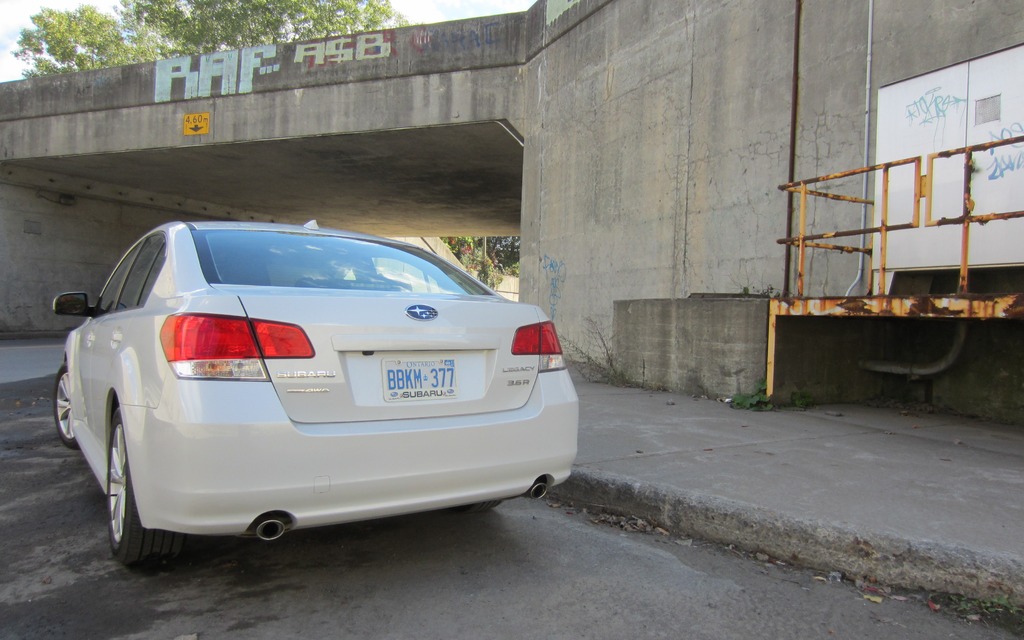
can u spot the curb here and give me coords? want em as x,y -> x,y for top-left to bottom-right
551,468 -> 1024,605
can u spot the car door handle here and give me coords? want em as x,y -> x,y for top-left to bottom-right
111,329 -> 124,349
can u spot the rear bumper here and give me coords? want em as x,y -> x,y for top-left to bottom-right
122,371 -> 578,535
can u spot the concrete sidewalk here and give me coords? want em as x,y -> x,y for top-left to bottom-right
552,372 -> 1024,605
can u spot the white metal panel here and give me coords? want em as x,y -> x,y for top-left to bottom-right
875,62 -> 968,280
964,45 -> 1024,267
873,44 -> 1024,291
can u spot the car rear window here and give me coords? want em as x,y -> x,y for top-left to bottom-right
190,229 -> 491,296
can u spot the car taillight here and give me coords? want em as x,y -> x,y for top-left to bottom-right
160,314 -> 314,379
252,320 -> 315,358
511,321 -> 566,372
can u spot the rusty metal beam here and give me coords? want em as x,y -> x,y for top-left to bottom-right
778,155 -> 919,191
771,294 -> 1024,320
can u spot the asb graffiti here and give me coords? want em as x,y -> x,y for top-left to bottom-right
155,45 -> 279,102
294,31 -> 397,69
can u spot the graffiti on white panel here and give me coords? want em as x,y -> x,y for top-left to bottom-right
986,122 -> 1024,181
905,87 -> 967,127
155,45 -> 280,102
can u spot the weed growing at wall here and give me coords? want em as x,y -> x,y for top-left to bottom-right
730,380 -> 774,411
562,318 -> 638,388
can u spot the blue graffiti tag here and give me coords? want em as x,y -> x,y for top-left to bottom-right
541,255 -> 566,321
986,122 -> 1024,181
904,87 -> 967,127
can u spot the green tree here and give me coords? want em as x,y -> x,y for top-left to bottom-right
443,236 -> 520,289
15,0 -> 406,78
15,5 -> 159,77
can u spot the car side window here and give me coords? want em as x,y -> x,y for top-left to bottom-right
95,243 -> 142,316
118,234 -> 166,311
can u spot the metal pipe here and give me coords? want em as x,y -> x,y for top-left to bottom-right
784,0 -> 803,296
255,519 -> 286,541
860,322 -> 968,378
251,513 -> 292,541
527,476 -> 549,499
845,0 -> 875,297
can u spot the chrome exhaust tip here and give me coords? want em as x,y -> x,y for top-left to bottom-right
528,477 -> 549,499
250,512 -> 292,541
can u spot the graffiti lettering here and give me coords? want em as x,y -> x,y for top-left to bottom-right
542,255 -> 566,321
155,45 -> 279,102
409,23 -> 500,54
546,0 -> 581,25
904,87 -> 967,127
986,122 -> 1024,181
294,31 -> 396,69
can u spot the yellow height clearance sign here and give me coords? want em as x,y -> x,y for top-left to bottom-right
183,112 -> 210,136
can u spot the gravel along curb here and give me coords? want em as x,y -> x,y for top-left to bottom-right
551,468 -> 1024,606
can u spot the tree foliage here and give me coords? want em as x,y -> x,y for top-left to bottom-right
15,0 -> 406,78
15,5 -> 157,76
443,236 -> 520,289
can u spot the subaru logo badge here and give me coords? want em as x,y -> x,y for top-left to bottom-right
405,305 -> 438,321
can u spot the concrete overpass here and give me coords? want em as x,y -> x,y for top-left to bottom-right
0,14 -> 528,236
2,0 -> 1023,421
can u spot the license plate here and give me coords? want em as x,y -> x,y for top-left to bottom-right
383,358 -> 458,402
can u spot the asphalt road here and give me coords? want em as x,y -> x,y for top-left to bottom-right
0,373 -> 1015,640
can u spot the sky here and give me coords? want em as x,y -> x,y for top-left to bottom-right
0,0 -> 536,83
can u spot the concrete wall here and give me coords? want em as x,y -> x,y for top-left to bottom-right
515,0 -> 1024,412
0,15 -> 527,123
519,0 -> 798,341
0,183 -> 184,335
612,298 -> 768,396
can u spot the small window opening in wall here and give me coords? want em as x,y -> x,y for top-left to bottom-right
23,220 -> 42,235
975,95 -> 1001,125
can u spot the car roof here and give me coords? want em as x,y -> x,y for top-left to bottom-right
180,220 -> 405,245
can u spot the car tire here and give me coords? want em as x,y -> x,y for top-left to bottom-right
107,408 -> 185,565
451,500 -> 503,513
53,363 -> 79,450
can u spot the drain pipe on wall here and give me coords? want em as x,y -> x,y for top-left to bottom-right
783,0 -> 803,297
845,0 -> 876,297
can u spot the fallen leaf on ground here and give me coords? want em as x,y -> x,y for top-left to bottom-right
928,600 -> 941,612
863,595 -> 883,604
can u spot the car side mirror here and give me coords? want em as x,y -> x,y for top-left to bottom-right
53,292 -> 93,317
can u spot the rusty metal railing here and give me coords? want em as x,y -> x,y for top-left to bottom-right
777,134 -> 1024,297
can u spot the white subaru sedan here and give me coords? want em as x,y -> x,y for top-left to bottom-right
52,221 -> 578,565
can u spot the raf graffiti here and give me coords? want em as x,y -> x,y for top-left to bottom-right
155,45 -> 280,102
295,31 -> 396,69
